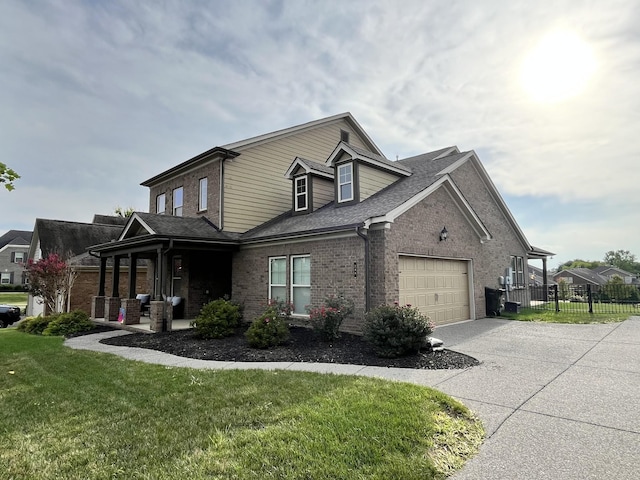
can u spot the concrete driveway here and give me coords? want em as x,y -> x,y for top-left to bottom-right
433,316 -> 640,479
66,316 -> 640,479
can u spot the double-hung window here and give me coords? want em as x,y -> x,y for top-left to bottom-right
337,163 -> 353,203
173,187 -> 183,216
291,255 -> 310,315
510,255 -> 525,288
12,252 -> 25,263
0,273 -> 11,284
269,257 -> 287,301
156,193 -> 166,214
199,177 -> 208,211
294,176 -> 307,211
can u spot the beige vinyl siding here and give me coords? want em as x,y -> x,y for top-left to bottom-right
359,164 -> 400,201
224,120 -> 369,232
313,177 -> 334,210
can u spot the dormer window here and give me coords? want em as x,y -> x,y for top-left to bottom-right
337,163 -> 354,203
294,176 -> 308,211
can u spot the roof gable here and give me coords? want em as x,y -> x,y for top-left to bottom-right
224,112 -> 383,156
326,142 -> 412,177
284,157 -> 334,180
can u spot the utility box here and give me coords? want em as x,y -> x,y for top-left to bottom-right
505,301 -> 521,313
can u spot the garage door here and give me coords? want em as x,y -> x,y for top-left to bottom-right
398,256 -> 470,326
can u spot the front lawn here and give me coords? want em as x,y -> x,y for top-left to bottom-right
0,291 -> 28,311
0,330 -> 483,479
500,307 -> 629,324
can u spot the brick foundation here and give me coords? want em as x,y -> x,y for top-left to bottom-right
104,297 -> 121,322
91,296 -> 105,318
120,298 -> 141,325
149,301 -> 170,332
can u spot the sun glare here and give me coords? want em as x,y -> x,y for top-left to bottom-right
521,31 -> 596,103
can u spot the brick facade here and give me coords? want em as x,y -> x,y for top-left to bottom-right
71,267 -> 150,315
148,160 -> 221,222
231,162 -> 530,331
232,234 -> 366,332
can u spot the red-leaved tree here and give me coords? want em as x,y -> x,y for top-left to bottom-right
25,253 -> 77,314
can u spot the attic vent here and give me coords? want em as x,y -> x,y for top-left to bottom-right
340,129 -> 349,143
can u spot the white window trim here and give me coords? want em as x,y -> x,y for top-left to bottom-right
0,273 -> 11,284
294,176 -> 308,212
269,256 -> 287,301
337,163 -> 354,203
156,193 -> 166,215
199,177 -> 208,212
291,254 -> 311,317
13,251 -> 25,263
173,187 -> 183,216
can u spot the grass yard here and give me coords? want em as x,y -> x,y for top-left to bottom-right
0,291 -> 28,311
500,307 -> 630,324
0,330 -> 483,479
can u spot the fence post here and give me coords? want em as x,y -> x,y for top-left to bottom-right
587,284 -> 593,313
554,284 -> 560,312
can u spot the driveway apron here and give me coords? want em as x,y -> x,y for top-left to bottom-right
65,316 -> 640,479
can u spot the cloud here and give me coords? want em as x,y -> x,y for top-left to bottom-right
1,0 -> 638,262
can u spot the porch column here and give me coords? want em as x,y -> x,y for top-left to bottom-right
127,253 -> 138,298
154,247 -> 163,300
111,255 -> 121,297
542,257 -> 549,302
98,257 -> 107,297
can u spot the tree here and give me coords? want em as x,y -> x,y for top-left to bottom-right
0,162 -> 20,191
557,259 -> 603,272
114,206 -> 135,218
603,250 -> 640,275
25,253 -> 78,314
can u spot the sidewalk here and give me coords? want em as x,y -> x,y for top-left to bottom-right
65,316 -> 640,479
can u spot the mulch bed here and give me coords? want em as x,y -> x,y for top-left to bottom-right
99,326 -> 479,370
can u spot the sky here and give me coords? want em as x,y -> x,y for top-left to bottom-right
1,0 -> 638,269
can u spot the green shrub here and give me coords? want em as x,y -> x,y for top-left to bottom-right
42,310 -> 94,337
17,315 -> 52,335
190,298 -> 242,339
307,293 -> 355,341
363,303 -> 434,358
245,304 -> 290,349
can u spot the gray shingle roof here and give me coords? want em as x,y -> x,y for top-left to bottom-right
555,268 -> 608,285
243,149 -> 469,240
34,219 -> 123,258
296,158 -> 334,177
92,214 -> 128,226
132,212 -> 240,240
347,144 -> 413,174
0,230 -> 32,248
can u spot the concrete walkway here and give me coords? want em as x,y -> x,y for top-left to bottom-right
65,316 -> 640,479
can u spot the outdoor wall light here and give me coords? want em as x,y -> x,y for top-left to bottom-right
439,226 -> 448,241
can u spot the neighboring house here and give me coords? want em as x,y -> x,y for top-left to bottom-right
553,268 -> 607,286
26,216 -> 148,316
89,112 -> 553,331
0,230 -> 32,287
527,263 -> 556,287
592,266 -> 639,285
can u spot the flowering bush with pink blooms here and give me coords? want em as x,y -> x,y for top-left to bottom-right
25,253 -> 77,314
363,303 -> 434,358
245,299 -> 291,349
307,294 -> 355,341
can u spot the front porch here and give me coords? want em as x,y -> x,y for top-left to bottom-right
92,315 -> 193,334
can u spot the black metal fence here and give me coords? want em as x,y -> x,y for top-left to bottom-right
526,283 -> 640,314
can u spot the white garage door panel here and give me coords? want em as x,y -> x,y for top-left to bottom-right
398,256 -> 470,326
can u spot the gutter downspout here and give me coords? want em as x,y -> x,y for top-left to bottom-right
356,226 -> 370,312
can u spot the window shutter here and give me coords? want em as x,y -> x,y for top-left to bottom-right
11,252 -> 15,262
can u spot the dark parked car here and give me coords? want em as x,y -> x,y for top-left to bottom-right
0,304 -> 21,328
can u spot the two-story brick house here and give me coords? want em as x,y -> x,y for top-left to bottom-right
0,230 -> 32,287
89,113 -> 552,332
